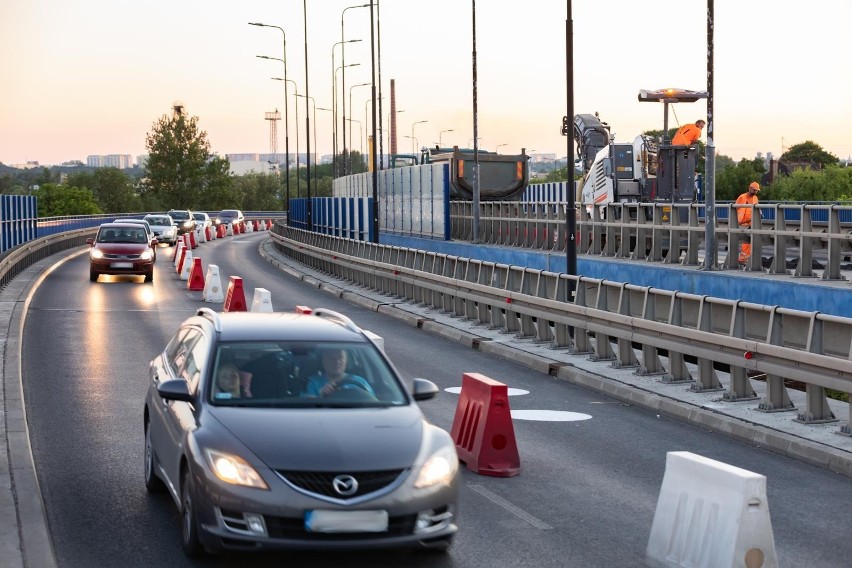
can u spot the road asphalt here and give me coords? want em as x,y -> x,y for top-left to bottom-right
2,239 -> 850,568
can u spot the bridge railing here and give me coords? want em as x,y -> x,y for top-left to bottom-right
450,201 -> 852,280
269,224 -> 852,436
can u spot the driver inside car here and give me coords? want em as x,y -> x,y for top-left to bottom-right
302,347 -> 374,397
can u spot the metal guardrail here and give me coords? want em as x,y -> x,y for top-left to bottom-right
0,228 -> 96,292
269,224 -> 852,435
450,202 -> 852,280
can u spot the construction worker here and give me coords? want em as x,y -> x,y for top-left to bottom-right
735,181 -> 761,264
671,120 -> 705,146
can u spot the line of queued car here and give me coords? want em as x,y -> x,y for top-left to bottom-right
87,209 -> 245,283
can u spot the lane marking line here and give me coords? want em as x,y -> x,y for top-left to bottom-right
468,484 -> 553,530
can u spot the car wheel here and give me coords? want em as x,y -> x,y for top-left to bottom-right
170,241 -> 176,247
181,469 -> 204,557
89,270 -> 98,282
144,271 -> 154,283
144,423 -> 165,493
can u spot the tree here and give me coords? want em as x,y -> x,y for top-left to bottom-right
65,167 -> 141,213
142,112 -> 231,209
33,183 -> 102,216
714,158 -> 766,201
781,141 -> 838,168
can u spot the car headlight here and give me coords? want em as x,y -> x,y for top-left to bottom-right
90,249 -> 104,259
139,249 -> 153,260
204,449 -> 269,489
414,446 -> 458,489
183,220 -> 192,228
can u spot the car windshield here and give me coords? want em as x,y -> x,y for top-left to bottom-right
208,341 -> 408,408
219,211 -> 237,219
99,227 -> 147,244
193,213 -> 206,221
146,216 -> 171,225
170,211 -> 189,220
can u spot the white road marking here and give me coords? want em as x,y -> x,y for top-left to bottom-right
468,484 -> 553,530
444,386 -> 529,396
510,410 -> 592,422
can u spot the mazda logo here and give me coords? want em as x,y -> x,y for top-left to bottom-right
332,474 -> 359,496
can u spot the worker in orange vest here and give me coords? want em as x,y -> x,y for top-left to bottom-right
735,181 -> 761,264
671,120 -> 705,146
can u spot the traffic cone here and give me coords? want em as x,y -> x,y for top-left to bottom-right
450,372 -> 520,477
251,288 -> 273,312
223,276 -> 247,312
174,241 -> 185,271
187,257 -> 205,291
203,264 -> 224,302
179,249 -> 193,281
176,244 -> 188,274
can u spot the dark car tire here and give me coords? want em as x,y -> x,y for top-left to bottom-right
144,271 -> 154,283
89,270 -> 98,282
181,469 -> 204,557
144,423 -> 165,493
170,241 -> 176,247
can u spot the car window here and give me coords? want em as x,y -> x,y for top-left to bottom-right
167,329 -> 199,380
208,341 -> 407,407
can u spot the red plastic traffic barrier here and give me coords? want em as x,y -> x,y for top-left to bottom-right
223,276 -> 247,312
217,224 -> 225,238
295,305 -> 313,314
189,230 -> 197,248
177,246 -> 188,274
187,258 -> 205,291
265,219 -> 272,230
205,226 -> 212,240
450,372 -> 520,477
253,220 -> 260,231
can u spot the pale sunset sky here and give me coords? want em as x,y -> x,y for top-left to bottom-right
1,0 -> 850,166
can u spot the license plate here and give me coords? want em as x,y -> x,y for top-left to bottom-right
110,262 -> 133,268
305,509 -> 388,533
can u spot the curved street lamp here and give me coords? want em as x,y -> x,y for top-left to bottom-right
335,62 -> 360,176
439,129 -> 454,147
411,120 -> 428,154
331,39 -> 362,178
341,4 -> 370,181
348,82 -> 370,174
253,43 -> 290,210
272,77 -> 300,198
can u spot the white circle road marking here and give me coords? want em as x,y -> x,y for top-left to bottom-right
510,410 -> 593,422
444,386 -> 529,396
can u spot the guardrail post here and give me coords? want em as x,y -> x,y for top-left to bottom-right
612,283 -> 640,368
569,280 -> 594,354
768,204 -> 791,274
659,295 -> 694,384
689,299 -> 724,392
664,203 -> 686,265
822,205 -> 846,281
683,203 -> 702,266
630,204 -> 653,261
757,308 -> 797,413
793,205 -> 818,278
722,303 -> 758,401
794,318 -> 839,423
649,204 -> 666,262
588,281 -> 616,362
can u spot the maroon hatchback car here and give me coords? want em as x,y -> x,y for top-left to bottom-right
88,222 -> 158,282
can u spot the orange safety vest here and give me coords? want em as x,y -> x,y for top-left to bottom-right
735,193 -> 759,226
672,123 -> 702,146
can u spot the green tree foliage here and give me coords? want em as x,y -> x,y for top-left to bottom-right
65,167 -> 141,213
33,183 -> 102,216
142,112 -> 232,209
768,166 -> 852,202
781,141 -> 839,168
714,158 -> 766,201
231,173 -> 283,211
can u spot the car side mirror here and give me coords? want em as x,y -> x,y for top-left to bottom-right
151,238 -> 159,246
86,238 -> 94,245
411,378 -> 439,401
157,379 -> 194,402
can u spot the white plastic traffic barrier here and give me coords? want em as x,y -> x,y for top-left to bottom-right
202,264 -> 224,302
363,330 -> 385,353
174,241 -> 185,269
251,288 -> 273,312
245,221 -> 253,233
179,249 -> 193,281
226,223 -> 234,237
645,451 -> 777,568
197,226 -> 207,243
208,225 -> 216,240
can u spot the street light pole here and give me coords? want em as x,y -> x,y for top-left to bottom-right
496,143 -> 508,152
273,78 -> 300,198
346,119 -> 363,170
297,93 -> 318,182
252,26 -> 289,211
439,129 -> 454,147
403,135 -> 418,155
303,0 -> 312,231
411,120 -> 428,154
335,62 -> 360,176
341,4 -> 369,181
349,82 -> 370,173
331,39 -> 362,179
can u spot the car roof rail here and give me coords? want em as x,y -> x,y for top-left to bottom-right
196,307 -> 222,332
311,308 -> 361,334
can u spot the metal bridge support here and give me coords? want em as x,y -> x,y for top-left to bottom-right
659,351 -> 693,384
794,385 -> 839,424
636,344 -> 666,376
690,358 -> 724,392
756,374 -> 796,412
722,366 -> 758,401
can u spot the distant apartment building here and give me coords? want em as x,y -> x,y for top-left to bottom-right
137,154 -> 148,169
87,154 -> 133,168
226,153 -> 260,162
10,160 -> 40,169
